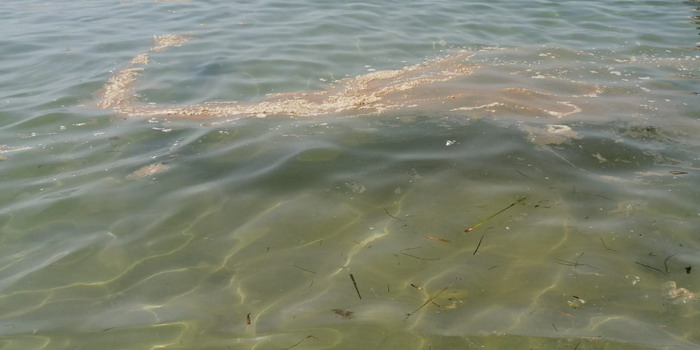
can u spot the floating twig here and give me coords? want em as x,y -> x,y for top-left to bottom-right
400,252 -> 440,261
410,283 -> 424,290
384,208 -> 406,221
464,197 -> 526,232
558,310 -> 575,318
283,335 -> 318,350
554,252 -> 596,277
246,313 -> 251,325
294,264 -> 317,274
349,274 -> 362,300
514,169 -> 531,179
405,286 -> 449,320
554,252 -> 585,268
425,235 -> 450,242
599,237 -> 616,251
635,261 -> 666,274
663,254 -> 676,273
473,232 -> 486,255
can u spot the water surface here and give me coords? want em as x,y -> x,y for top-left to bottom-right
1,1 -> 699,349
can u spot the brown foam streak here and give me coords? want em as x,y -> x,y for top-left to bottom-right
99,35 -> 597,120
98,35 -> 487,119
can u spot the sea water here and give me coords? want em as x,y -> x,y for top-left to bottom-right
1,1 -> 699,349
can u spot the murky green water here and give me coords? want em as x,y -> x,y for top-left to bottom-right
1,1 -> 699,349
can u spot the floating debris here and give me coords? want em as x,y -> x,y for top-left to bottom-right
293,264 -> 317,274
472,232 -> 486,255
283,335 -> 318,350
405,286 -> 450,320
554,252 -> 599,277
634,261 -> 665,274
662,281 -> 698,304
126,162 -> 170,179
345,182 -> 366,194
98,36 -> 606,121
592,153 -> 609,163
424,235 -> 450,242
99,36 -> 480,118
349,274 -> 362,300
400,251 -> 440,261
430,289 -> 467,311
663,254 -> 676,273
625,274 -> 641,285
567,295 -> 586,309
384,208 -> 405,221
559,310 -> 575,318
599,237 -> 616,251
520,124 -> 581,145
151,34 -> 191,52
332,309 -> 354,319
0,145 -> 32,154
464,197 -> 526,232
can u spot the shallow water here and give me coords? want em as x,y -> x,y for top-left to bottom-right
1,1 -> 700,349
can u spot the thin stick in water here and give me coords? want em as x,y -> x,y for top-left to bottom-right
599,237 -> 616,251
350,273 -> 362,300
464,197 -> 526,232
384,208 -> 406,221
473,232 -> 486,255
293,264 -> 317,274
663,254 -> 676,273
404,286 -> 449,320
635,261 -> 666,274
283,335 -> 317,350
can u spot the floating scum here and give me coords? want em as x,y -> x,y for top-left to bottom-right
94,35 -> 699,187
98,34 -> 698,150
99,35 -> 616,132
